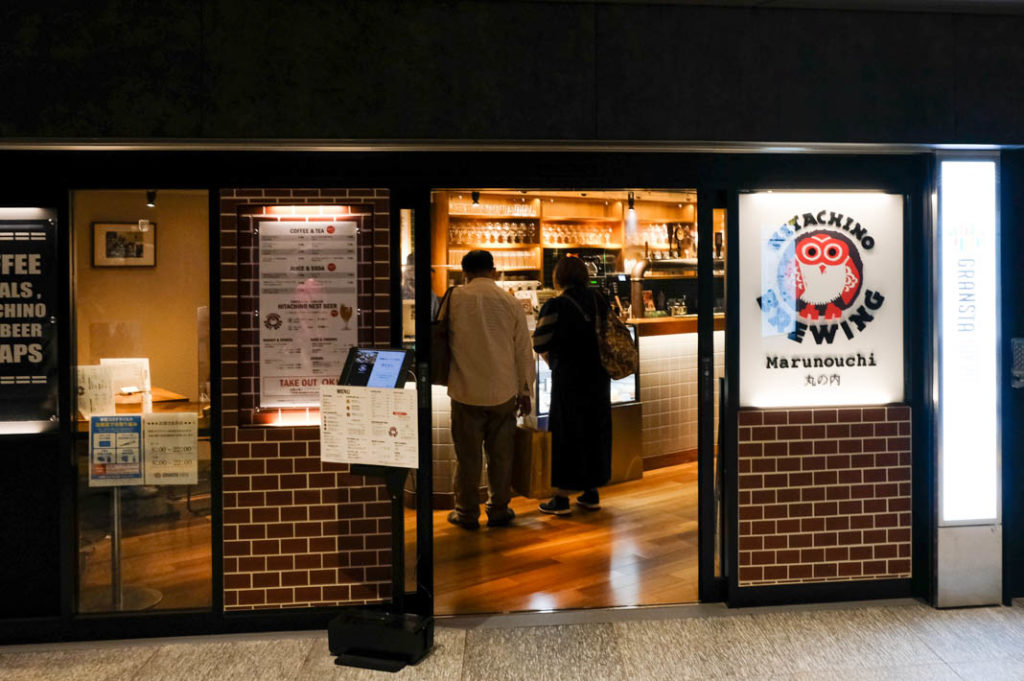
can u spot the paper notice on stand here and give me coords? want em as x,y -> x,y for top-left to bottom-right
320,385 -> 418,468
143,413 -> 198,485
77,365 -> 115,418
89,415 -> 144,487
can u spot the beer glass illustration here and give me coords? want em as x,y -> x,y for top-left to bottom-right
339,304 -> 353,330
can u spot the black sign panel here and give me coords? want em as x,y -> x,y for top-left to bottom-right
0,220 -> 58,425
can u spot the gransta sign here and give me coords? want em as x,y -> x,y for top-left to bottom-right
739,194 -> 904,408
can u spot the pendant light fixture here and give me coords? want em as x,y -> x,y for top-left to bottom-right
146,190 -> 157,208
626,191 -> 638,241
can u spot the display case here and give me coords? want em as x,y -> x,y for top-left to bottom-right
533,322 -> 643,485
535,324 -> 639,420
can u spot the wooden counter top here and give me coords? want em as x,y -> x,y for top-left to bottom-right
628,314 -> 725,337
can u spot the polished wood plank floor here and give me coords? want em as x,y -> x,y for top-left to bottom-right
414,462 -> 699,615
79,516 -> 212,612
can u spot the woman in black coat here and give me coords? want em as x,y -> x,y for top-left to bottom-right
532,256 -> 612,515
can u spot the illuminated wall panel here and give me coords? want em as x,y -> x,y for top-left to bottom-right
939,160 -> 999,524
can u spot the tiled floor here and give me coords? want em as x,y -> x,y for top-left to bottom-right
3,599 -> 1024,680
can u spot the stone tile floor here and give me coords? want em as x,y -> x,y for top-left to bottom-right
2,599 -> 1024,680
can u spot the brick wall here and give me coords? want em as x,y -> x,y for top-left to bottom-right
220,188 -> 393,610
737,405 -> 911,587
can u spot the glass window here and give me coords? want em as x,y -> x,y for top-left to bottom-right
73,189 -> 211,613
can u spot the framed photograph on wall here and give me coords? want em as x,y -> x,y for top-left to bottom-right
92,222 -> 156,267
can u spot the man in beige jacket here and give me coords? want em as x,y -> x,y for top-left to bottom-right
446,250 -> 534,529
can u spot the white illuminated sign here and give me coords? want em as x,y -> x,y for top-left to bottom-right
738,192 -> 905,408
939,160 -> 999,524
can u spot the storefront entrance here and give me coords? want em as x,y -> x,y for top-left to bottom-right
412,188 -> 727,614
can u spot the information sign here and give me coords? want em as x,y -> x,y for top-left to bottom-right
143,413 -> 199,485
89,415 -> 144,487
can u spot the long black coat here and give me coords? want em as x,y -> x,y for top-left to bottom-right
532,287 -> 611,491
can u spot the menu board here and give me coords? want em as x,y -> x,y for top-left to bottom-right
89,415 -> 144,487
0,219 -> 58,427
259,220 -> 358,407
143,413 -> 198,485
319,385 -> 418,469
738,192 -> 904,407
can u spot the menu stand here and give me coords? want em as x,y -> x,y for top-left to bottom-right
327,463 -> 433,672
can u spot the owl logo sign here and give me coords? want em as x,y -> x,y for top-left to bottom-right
759,211 -> 886,345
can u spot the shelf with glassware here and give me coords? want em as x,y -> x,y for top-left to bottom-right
626,195 -> 698,255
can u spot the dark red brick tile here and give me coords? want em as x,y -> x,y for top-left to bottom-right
802,425 -> 826,439
887,406 -> 911,421
801,487 -> 826,502
789,440 -> 813,455
838,439 -> 863,454
778,426 -> 803,439
813,410 -> 838,424
826,424 -> 851,439
826,486 -> 851,501
837,409 -> 862,423
814,440 -> 838,455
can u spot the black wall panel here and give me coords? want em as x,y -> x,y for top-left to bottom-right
1001,150 -> 1024,602
0,437 -> 61,618
0,1 -> 1023,143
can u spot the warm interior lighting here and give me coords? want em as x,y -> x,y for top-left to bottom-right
255,407 -> 321,427
939,159 -> 999,524
146,190 -> 156,208
264,205 -> 352,217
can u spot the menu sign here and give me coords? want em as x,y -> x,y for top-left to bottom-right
259,220 -> 358,408
739,192 -> 904,407
319,385 -> 418,468
0,220 -> 58,425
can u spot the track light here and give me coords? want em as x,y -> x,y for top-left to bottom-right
146,190 -> 157,208
471,191 -> 480,207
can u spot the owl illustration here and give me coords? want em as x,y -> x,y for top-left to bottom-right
782,231 -> 862,321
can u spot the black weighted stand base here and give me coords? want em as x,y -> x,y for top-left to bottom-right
335,654 -> 405,673
328,608 -> 434,672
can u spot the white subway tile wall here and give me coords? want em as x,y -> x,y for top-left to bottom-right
639,331 -> 725,459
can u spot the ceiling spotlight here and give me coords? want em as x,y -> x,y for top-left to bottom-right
471,191 -> 480,207
146,190 -> 157,208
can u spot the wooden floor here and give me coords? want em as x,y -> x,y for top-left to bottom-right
414,462 -> 699,616
79,515 -> 212,612
75,463 -> 697,615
